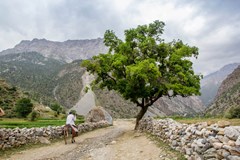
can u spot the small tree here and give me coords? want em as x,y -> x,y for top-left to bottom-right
29,110 -> 38,121
50,103 -> 62,115
82,20 -> 201,129
15,98 -> 33,118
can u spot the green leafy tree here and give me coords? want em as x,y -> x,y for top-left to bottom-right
82,20 -> 201,129
15,98 -> 33,118
50,103 -> 62,115
29,110 -> 38,121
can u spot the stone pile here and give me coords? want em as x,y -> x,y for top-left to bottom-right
0,121 -> 109,150
138,118 -> 240,160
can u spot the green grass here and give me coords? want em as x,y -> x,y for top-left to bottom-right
0,118 -> 84,128
155,116 -> 240,126
175,117 -> 240,126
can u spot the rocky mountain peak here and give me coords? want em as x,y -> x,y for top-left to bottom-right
206,65 -> 240,115
0,38 -> 108,62
199,63 -> 240,106
216,65 -> 240,99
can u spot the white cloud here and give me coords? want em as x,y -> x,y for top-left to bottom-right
0,0 -> 239,75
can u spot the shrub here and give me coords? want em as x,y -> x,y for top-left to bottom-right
227,106 -> 240,119
15,98 -> 33,118
29,110 -> 38,121
50,103 -> 62,113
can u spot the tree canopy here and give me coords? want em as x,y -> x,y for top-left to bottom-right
82,20 -> 201,129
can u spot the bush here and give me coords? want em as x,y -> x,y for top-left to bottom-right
227,106 -> 240,119
69,109 -> 77,115
15,98 -> 33,118
50,103 -> 62,114
29,110 -> 38,121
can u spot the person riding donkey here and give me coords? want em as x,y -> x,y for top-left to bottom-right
64,111 -> 78,144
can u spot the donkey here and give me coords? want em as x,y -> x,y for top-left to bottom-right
63,124 -> 78,144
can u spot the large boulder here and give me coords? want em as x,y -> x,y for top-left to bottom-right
85,106 -> 113,125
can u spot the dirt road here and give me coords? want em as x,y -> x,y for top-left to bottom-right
4,119 -> 180,160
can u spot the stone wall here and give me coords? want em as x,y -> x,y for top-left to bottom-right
138,118 -> 240,160
0,121 -> 109,150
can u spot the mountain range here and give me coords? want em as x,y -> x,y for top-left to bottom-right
0,38 -> 215,118
0,38 -> 108,63
206,65 -> 240,116
199,63 -> 240,106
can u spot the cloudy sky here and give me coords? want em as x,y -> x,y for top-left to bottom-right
0,0 -> 239,75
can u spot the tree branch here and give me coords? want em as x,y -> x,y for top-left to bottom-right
145,92 -> 163,107
102,73 -> 117,84
133,99 -> 142,107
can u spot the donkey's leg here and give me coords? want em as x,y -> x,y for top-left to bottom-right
64,127 -> 67,144
71,129 -> 76,143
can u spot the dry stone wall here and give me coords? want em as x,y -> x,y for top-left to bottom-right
0,121 -> 109,150
138,118 -> 240,160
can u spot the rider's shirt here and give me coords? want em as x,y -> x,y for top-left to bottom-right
66,114 -> 76,125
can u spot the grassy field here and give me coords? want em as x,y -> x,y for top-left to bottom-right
0,118 -> 84,128
171,117 -> 240,126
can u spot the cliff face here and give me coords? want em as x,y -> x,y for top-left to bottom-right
199,63 -> 240,106
206,65 -> 240,115
216,65 -> 240,98
0,38 -> 108,62
147,96 -> 205,117
94,85 -> 205,118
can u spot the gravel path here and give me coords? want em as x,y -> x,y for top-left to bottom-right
5,119 -> 180,160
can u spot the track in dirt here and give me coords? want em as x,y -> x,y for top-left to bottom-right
4,119 -> 180,160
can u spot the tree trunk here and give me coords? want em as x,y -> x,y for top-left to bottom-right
134,105 -> 148,130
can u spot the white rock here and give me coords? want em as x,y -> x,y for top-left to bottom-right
224,127 -> 240,140
213,142 -> 223,149
236,136 -> 240,146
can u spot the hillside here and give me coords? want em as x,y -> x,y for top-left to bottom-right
0,52 -> 64,105
199,63 -> 240,106
94,87 -> 140,118
0,39 -> 206,118
206,65 -> 240,116
0,38 -> 108,62
0,79 -> 22,117
94,87 -> 205,118
54,60 -> 85,108
149,96 -> 205,117
0,52 -> 85,108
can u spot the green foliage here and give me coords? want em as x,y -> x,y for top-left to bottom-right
50,103 -> 63,115
15,98 -> 33,118
29,110 -> 38,121
0,53 -> 85,109
227,106 -> 240,119
82,20 -> 201,115
0,118 -> 84,128
69,109 -> 77,115
0,80 -> 21,117
84,86 -> 90,93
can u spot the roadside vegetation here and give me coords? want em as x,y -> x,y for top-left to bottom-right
0,118 -> 84,129
156,115 -> 240,126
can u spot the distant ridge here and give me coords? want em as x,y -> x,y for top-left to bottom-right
199,63 -> 240,106
206,65 -> 240,115
0,38 -> 108,62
